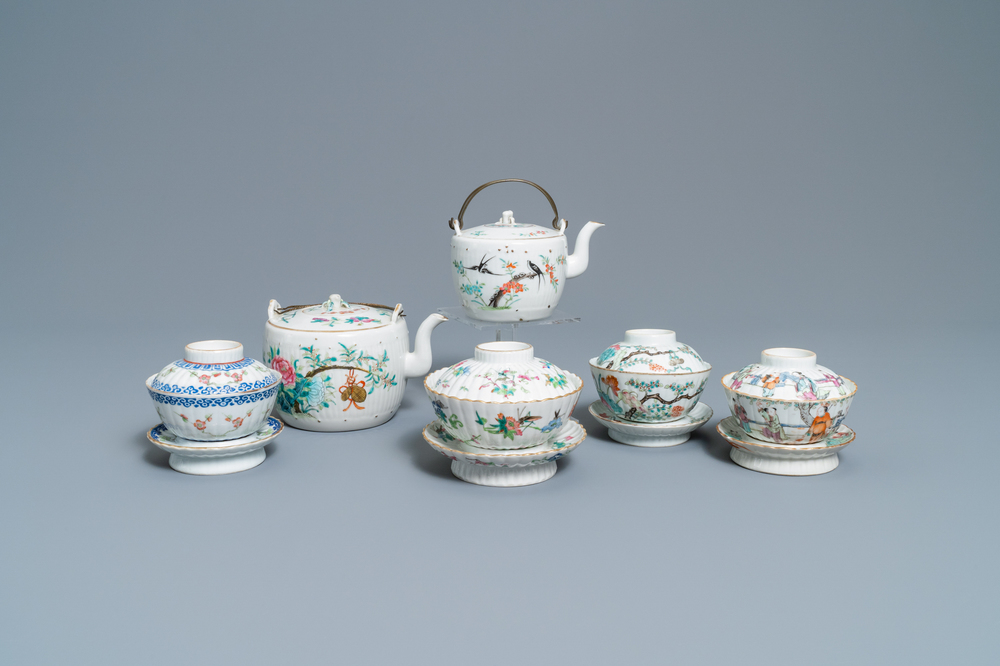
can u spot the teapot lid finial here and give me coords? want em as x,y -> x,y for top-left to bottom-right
498,210 -> 515,225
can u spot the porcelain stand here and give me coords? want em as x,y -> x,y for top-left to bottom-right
168,448 -> 266,475
716,416 -> 854,477
450,459 -> 557,487
147,417 -> 283,477
435,306 -> 579,342
729,447 -> 839,476
588,400 -> 712,449
609,430 -> 691,447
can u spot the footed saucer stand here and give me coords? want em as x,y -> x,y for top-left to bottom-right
169,448 -> 266,476
588,400 -> 712,448
423,419 -> 586,487
450,459 -> 557,487
728,446 -> 840,477
716,416 -> 855,477
609,429 -> 690,448
147,417 -> 283,476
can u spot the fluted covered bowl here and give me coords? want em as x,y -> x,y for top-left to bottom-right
146,340 -> 279,441
590,329 -> 711,423
721,348 -> 857,445
424,341 -> 582,450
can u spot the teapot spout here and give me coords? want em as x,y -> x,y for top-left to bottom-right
566,221 -> 605,279
404,313 -> 448,378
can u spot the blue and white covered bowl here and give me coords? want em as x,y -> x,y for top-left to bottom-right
146,340 -> 279,441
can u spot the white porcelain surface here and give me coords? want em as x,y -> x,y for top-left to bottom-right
594,329 -> 711,374
722,348 -> 856,445
450,193 -> 604,322
425,342 -> 582,450
146,416 -> 283,475
423,418 -> 585,487
264,293 -> 446,431
716,416 -> 855,476
588,400 -> 712,447
146,340 -> 279,441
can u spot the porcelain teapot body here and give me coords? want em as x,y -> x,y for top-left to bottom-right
449,179 -> 603,322
263,294 -> 446,432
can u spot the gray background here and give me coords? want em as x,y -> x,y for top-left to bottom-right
2,1 -> 998,663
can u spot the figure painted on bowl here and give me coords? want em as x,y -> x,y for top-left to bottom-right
756,374 -> 782,398
791,372 -> 821,400
733,400 -> 751,435
729,366 -> 755,390
758,405 -> 785,442
806,405 -> 833,442
819,372 -> 849,397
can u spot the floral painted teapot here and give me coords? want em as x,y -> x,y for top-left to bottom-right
448,179 -> 604,322
264,294 -> 446,432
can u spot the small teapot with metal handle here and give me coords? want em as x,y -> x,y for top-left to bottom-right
448,179 -> 604,322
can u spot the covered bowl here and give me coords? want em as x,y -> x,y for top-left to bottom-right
721,348 -> 857,445
590,329 -> 711,423
425,341 -> 582,450
146,340 -> 279,441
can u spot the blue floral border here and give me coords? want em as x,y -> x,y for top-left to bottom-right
172,357 -> 257,371
149,375 -> 276,395
148,384 -> 277,407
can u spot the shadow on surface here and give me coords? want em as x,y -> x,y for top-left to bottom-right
575,410 -> 614,444
398,430 -> 459,481
698,421 -> 734,465
136,431 -> 171,469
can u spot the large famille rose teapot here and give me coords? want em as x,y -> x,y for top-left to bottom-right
264,294 -> 446,432
448,179 -> 604,322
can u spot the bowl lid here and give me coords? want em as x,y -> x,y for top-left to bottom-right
594,329 -> 711,374
147,340 -> 277,396
457,211 -> 565,241
267,294 -> 399,332
425,342 -> 580,403
721,348 -> 856,401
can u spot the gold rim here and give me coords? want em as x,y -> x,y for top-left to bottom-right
424,369 -> 583,404
422,421 -> 586,458
588,358 -> 712,377
147,419 -> 284,451
587,400 -> 712,429
720,371 -> 858,402
715,418 -> 854,451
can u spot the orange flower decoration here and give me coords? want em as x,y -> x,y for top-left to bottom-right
502,281 -> 525,294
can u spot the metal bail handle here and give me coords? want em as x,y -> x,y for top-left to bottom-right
449,179 -> 564,231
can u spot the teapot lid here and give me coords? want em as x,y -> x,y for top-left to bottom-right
267,294 -> 401,332
455,210 -> 565,240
